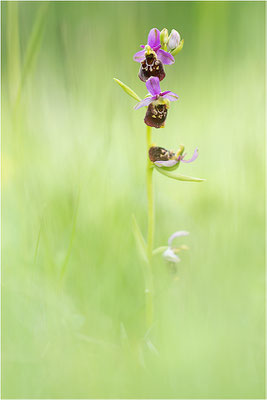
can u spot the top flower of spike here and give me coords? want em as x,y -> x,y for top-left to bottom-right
133,28 -> 174,82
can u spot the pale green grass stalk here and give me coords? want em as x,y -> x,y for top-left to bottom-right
15,3 -> 49,108
146,125 -> 154,260
145,125 -> 154,329
33,219 -> 43,265
60,189 -> 81,281
6,2 -> 21,105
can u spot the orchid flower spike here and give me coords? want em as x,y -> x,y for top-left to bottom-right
149,145 -> 199,170
134,77 -> 178,128
163,231 -> 189,264
133,28 -> 175,82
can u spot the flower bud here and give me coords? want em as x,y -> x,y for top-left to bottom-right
160,28 -> 169,48
170,39 -> 184,56
167,29 -> 180,51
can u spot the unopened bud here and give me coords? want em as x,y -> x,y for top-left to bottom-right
170,39 -> 184,56
160,28 -> 169,48
167,29 -> 180,51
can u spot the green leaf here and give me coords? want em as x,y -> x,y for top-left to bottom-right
132,214 -> 148,263
113,78 -> 141,102
170,39 -> 184,56
155,166 -> 206,183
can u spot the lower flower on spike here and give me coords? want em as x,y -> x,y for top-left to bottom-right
134,77 -> 178,129
148,145 -> 198,170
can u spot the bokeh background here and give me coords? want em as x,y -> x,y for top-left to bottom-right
2,1 -> 265,398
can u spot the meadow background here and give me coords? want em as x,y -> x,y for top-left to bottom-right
2,1 -> 265,398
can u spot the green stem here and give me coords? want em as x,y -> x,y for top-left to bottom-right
145,125 -> 154,329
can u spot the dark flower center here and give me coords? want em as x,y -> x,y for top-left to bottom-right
155,104 -> 165,114
149,146 -> 176,162
138,53 -> 165,82
143,53 -> 159,69
144,102 -> 168,128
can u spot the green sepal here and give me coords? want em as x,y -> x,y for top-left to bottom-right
152,246 -> 168,256
158,162 -> 181,172
132,214 -> 148,263
113,78 -> 141,102
155,166 -> 206,182
170,39 -> 184,56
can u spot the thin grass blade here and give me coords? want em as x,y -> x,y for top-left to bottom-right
132,214 -> 148,263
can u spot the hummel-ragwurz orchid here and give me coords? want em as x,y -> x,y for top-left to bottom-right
133,28 -> 174,82
134,76 -> 178,128
149,146 -> 199,169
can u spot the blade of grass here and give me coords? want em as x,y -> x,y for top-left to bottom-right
132,214 -> 148,263
7,2 -> 21,104
60,189 -> 81,281
15,3 -> 49,107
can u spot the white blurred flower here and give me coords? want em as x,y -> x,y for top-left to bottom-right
163,247 -> 180,263
162,231 -> 189,264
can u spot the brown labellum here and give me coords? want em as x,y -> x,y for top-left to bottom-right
138,53 -> 166,82
144,102 -> 168,128
149,146 -> 176,163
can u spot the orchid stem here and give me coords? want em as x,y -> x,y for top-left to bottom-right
145,125 -> 154,330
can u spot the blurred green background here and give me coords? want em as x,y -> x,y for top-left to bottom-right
2,1 -> 265,398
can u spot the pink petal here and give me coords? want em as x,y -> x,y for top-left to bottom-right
133,49 -> 146,62
153,44 -> 161,52
146,77 -> 161,96
134,96 -> 153,110
163,91 -> 179,102
160,90 -> 171,96
147,28 -> 161,49
157,49 -> 175,65
181,148 -> 199,163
